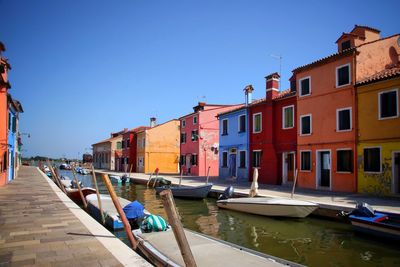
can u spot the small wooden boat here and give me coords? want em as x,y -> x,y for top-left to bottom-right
109,175 -> 130,184
85,194 -> 131,230
345,202 -> 400,241
155,183 -> 212,199
217,197 -> 318,218
65,187 -> 97,204
133,228 -> 303,267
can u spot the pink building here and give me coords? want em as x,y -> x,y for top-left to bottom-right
179,102 -> 242,177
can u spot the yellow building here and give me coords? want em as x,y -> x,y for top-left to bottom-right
357,68 -> 400,196
136,119 -> 180,174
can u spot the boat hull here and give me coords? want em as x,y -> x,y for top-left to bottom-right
155,183 -> 212,199
349,213 -> 400,241
66,187 -> 97,204
217,197 -> 318,218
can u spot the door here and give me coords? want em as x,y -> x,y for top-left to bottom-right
393,152 -> 400,194
186,154 -> 191,174
319,151 -> 331,187
287,153 -> 295,182
229,154 -> 236,177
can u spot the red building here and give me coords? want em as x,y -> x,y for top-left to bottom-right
125,126 -> 148,172
249,73 -> 297,184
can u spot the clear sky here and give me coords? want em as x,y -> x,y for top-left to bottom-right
1,0 -> 399,159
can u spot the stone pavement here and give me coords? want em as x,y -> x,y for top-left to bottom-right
98,169 -> 400,214
0,166 -> 150,267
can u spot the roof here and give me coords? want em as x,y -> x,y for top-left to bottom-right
92,136 -> 121,146
356,67 -> 400,86
179,104 -> 241,120
136,119 -> 179,134
217,104 -> 246,117
12,99 -> 23,113
273,89 -> 296,100
354,25 -> 381,33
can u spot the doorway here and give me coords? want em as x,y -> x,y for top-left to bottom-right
393,152 -> 400,195
317,150 -> 331,189
282,152 -> 295,184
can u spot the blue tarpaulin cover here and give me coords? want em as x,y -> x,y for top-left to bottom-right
123,201 -> 145,219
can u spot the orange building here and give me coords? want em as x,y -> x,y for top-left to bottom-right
136,118 -> 180,174
294,25 -> 399,192
0,42 -> 11,186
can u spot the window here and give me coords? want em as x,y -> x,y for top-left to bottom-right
282,105 -> 294,129
180,133 -> 186,144
127,139 -> 130,147
379,89 -> 399,119
121,140 -> 125,149
191,130 -> 198,141
191,154 -> 198,166
182,120 -> 186,128
336,64 -> 351,87
364,147 -> 381,173
337,149 -> 353,172
238,115 -> 246,133
300,114 -> 312,135
252,151 -> 261,168
2,152 -> 7,171
142,138 -> 145,148
180,155 -> 186,166
8,113 -> 11,131
299,77 -> 311,96
12,117 -> 16,133
222,119 -> 228,135
193,116 -> 198,124
137,138 -> 140,147
253,113 -> 262,133
341,40 -> 351,51
337,108 -> 352,131
239,151 -> 246,168
116,142 -> 122,149
300,151 -> 311,171
222,152 -> 228,167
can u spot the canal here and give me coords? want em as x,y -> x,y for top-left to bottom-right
61,170 -> 400,267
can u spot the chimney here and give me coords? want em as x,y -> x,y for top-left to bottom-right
243,85 -> 254,106
193,102 -> 206,112
265,72 -> 280,100
150,117 -> 157,127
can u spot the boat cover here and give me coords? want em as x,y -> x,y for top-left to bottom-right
123,201 -> 145,219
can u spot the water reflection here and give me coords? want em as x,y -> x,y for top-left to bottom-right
57,170 -> 400,267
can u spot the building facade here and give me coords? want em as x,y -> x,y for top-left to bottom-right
356,69 -> 400,196
180,102 -> 242,177
248,73 -> 297,185
136,119 -> 180,174
0,45 -> 10,186
218,87 -> 251,182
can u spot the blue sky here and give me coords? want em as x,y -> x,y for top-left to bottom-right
1,0 -> 398,158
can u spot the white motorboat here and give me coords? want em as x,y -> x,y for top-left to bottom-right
217,197 -> 318,218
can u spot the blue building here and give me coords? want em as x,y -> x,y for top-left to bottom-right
218,85 -> 253,182
7,95 -> 23,182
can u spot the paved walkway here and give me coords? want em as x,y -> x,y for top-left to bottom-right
0,166 -> 150,267
98,170 -> 400,214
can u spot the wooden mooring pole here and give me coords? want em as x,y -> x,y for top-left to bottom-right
90,165 -> 105,225
160,189 -> 197,267
47,160 -> 67,194
71,166 -> 88,209
101,173 -> 138,250
291,169 -> 299,199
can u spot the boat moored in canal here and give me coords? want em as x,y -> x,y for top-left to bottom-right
155,183 -> 213,199
133,227 -> 304,267
110,174 -> 130,184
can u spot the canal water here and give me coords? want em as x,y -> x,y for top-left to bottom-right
61,170 -> 400,267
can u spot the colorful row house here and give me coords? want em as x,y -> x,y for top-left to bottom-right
122,125 -> 148,172
179,102 -> 242,177
248,73 -> 297,185
92,129 -> 126,170
356,68 -> 400,196
136,118 -> 180,174
0,42 -> 23,187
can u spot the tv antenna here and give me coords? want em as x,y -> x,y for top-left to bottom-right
270,54 -> 282,91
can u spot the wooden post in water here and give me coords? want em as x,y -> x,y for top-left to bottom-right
101,173 -> 138,250
47,160 -> 67,194
291,169 -> 298,199
205,166 -> 211,185
128,163 -> 133,180
90,165 -> 105,225
146,172 -> 153,188
71,167 -> 87,209
160,189 -> 197,267
179,168 -> 183,187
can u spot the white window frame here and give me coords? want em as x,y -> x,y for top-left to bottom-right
253,113 -> 262,133
299,76 -> 311,97
137,138 -> 141,148
300,150 -> 312,172
193,116 -> 198,125
191,130 -> 198,142
221,119 -> 229,135
282,105 -> 295,129
363,146 -> 382,174
182,119 -> 186,128
336,148 -> 353,174
300,114 -> 312,136
336,63 -> 351,88
238,114 -> 246,133
378,88 -> 399,120
221,151 -> 228,168
336,107 -> 352,132
239,150 -> 246,168
252,150 -> 262,168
